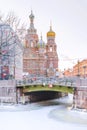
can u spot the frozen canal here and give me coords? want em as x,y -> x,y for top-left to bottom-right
0,94 -> 87,130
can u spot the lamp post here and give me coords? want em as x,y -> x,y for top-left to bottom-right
13,65 -> 15,79
77,60 -> 80,77
13,51 -> 16,79
83,65 -> 86,78
0,47 -> 2,79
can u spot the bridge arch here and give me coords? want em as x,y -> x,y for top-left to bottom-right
16,84 -> 73,103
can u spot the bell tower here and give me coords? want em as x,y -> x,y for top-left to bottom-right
46,24 -> 58,77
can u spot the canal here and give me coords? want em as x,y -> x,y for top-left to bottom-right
0,94 -> 87,130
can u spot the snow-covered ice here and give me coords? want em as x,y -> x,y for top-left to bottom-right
0,94 -> 87,130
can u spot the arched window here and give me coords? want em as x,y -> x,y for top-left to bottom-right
50,47 -> 52,52
25,40 -> 28,47
31,41 -> 33,47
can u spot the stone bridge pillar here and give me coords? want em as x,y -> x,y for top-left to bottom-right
73,87 -> 87,110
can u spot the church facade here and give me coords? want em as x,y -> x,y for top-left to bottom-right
23,11 -> 58,77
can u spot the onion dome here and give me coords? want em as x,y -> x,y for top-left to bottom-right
47,25 -> 55,37
28,10 -> 37,34
38,35 -> 45,48
29,10 -> 34,20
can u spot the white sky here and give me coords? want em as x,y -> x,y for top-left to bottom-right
0,0 -> 87,70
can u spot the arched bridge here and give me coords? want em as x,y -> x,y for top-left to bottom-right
16,77 -> 75,103
0,76 -> 87,109
16,76 -> 87,93
16,77 -> 76,94
16,77 -> 87,106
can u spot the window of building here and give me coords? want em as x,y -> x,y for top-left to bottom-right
31,41 -> 33,47
50,47 -> 52,52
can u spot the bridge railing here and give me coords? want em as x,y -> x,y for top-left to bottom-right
16,77 -> 76,87
75,77 -> 87,87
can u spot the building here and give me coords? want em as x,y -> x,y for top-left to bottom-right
63,59 -> 87,78
23,11 -> 58,77
63,68 -> 73,77
73,59 -> 87,77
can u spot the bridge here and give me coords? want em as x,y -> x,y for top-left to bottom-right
16,76 -> 87,91
0,77 -> 87,110
16,76 -> 76,94
15,77 -> 87,109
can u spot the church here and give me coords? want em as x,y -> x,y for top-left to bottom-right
23,11 -> 58,77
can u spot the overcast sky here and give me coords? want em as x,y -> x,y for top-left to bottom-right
0,0 -> 87,70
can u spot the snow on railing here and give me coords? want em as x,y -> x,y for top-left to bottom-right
16,78 -> 76,87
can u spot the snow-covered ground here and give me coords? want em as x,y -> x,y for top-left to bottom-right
0,94 -> 87,130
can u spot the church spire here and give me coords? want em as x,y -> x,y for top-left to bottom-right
38,33 -> 45,48
29,10 -> 34,25
28,10 -> 37,34
50,20 -> 52,31
40,32 -> 42,40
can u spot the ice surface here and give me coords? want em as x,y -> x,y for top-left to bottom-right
0,94 -> 87,130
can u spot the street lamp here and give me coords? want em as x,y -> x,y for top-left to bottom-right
83,65 -> 86,78
77,60 -> 80,77
0,47 -> 2,79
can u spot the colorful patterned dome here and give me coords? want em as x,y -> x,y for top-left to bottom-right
38,35 -> 45,47
47,26 -> 55,37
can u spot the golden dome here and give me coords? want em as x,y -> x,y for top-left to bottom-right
47,26 -> 55,37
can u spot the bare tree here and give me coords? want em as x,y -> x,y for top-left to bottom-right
0,11 -> 4,22
0,11 -> 26,41
4,11 -> 20,30
0,24 -> 23,80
